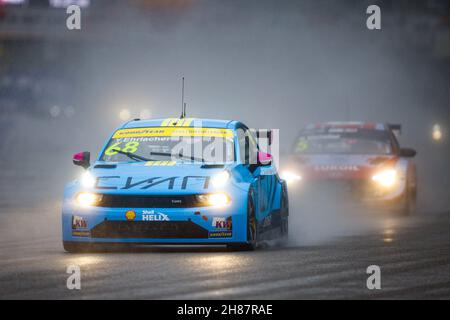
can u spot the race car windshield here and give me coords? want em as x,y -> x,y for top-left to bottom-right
100,127 -> 235,163
294,129 -> 394,155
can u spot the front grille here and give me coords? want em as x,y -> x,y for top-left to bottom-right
90,220 -> 209,239
98,194 -> 206,208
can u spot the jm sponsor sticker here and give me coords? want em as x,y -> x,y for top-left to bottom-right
72,215 -> 87,230
212,216 -> 232,230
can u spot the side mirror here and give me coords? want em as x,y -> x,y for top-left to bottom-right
73,151 -> 91,169
399,148 -> 416,158
258,151 -> 273,166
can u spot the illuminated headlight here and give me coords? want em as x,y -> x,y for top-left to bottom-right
372,169 -> 397,187
280,170 -> 302,184
198,193 -> 231,207
75,192 -> 103,207
80,171 -> 96,188
432,124 -> 443,141
211,171 -> 230,188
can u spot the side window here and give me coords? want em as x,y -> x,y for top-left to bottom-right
237,128 -> 247,164
247,130 -> 258,163
389,131 -> 400,155
248,129 -> 258,152
237,127 -> 258,164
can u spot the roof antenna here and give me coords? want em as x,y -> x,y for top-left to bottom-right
180,77 -> 186,118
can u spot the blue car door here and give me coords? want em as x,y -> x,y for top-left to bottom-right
236,125 -> 276,222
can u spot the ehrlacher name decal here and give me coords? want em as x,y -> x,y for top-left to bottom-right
94,175 -> 210,190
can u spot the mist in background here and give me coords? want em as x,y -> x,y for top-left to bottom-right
0,0 -> 449,243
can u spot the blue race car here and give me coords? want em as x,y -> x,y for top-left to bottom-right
62,118 -> 289,252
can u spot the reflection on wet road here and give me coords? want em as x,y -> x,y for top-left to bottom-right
0,207 -> 449,299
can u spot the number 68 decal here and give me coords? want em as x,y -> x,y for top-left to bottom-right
104,141 -> 140,156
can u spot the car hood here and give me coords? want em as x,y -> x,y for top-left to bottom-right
288,154 -> 398,179
87,161 -> 232,194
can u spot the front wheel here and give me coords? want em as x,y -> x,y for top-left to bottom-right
280,183 -> 289,239
400,188 -> 416,216
227,192 -> 257,251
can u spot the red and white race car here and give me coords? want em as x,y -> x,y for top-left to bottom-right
281,122 -> 417,215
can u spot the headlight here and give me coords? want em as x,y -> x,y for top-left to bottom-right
197,193 -> 231,207
372,169 -> 397,187
80,171 -> 96,188
280,170 -> 302,184
75,192 -> 103,207
211,171 -> 230,188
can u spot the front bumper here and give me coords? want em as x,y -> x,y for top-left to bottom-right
288,178 -> 407,211
62,203 -> 247,244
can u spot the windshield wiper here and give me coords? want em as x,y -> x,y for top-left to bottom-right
113,149 -> 154,162
150,151 -> 204,162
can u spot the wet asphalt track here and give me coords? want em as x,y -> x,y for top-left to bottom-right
0,204 -> 449,300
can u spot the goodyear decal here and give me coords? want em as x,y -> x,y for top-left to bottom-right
208,231 -> 232,238
161,118 -> 195,127
145,161 -> 177,166
72,231 -> 91,237
113,127 -> 234,139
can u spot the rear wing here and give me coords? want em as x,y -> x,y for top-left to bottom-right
388,124 -> 402,136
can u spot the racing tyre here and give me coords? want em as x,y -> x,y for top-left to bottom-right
400,184 -> 417,217
401,191 -> 417,216
227,192 -> 257,251
280,184 -> 289,239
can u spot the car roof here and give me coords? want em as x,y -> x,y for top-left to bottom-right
305,121 -> 388,131
122,118 -> 238,129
